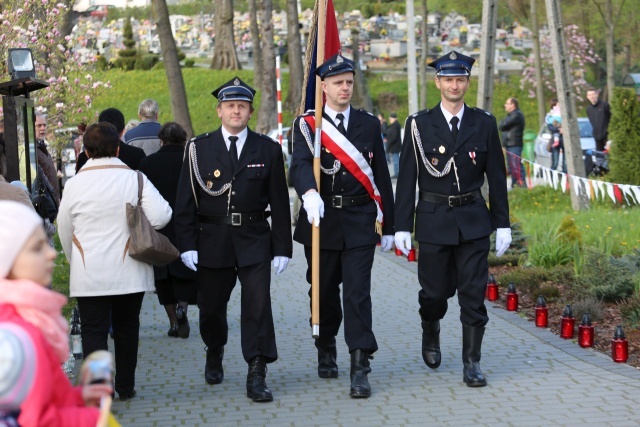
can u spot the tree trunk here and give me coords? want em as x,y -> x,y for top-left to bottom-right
530,0 -> 546,127
284,0 -> 304,115
418,0 -> 428,110
210,0 -> 241,70
604,0 -> 615,103
248,0 -> 262,88
351,30 -> 373,113
152,0 -> 194,138
255,0 -> 277,134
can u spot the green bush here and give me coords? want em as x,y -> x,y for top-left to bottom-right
526,230 -> 573,268
152,61 -> 165,70
184,58 -> 195,68
497,266 -> 550,296
619,294 -> 640,328
537,284 -> 561,302
556,215 -> 582,246
574,247 -> 636,303
607,87 -> 640,185
571,297 -> 606,322
95,55 -> 111,71
134,54 -> 160,70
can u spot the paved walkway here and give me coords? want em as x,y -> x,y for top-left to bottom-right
110,233 -> 640,426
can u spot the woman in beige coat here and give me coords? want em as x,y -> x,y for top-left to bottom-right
58,122 -> 172,401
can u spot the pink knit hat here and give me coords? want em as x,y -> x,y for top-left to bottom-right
0,322 -> 36,411
0,201 -> 43,279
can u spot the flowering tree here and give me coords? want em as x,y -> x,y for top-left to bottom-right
520,25 -> 599,102
0,1 -> 112,149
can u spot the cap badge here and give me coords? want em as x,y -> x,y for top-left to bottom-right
337,55 -> 344,64
233,78 -> 240,86
439,145 -> 446,154
450,52 -> 457,60
213,169 -> 221,178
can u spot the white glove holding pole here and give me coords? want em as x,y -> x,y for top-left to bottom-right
301,191 -> 324,227
181,251 -> 198,271
272,256 -> 290,275
495,228 -> 512,257
380,235 -> 394,252
394,231 -> 412,256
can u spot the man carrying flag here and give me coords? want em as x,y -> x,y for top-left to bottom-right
289,54 -> 395,398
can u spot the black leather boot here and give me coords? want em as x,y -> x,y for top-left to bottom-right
315,337 -> 338,379
175,302 -> 190,339
349,349 -> 372,398
246,356 -> 273,402
204,347 -> 224,385
462,326 -> 487,387
421,319 -> 441,369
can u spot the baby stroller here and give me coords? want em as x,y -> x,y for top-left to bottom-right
584,149 -> 609,177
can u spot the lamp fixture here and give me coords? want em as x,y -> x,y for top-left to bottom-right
7,48 -> 36,80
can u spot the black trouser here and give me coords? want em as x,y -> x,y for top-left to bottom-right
304,244 -> 378,354
417,236 -> 490,327
77,292 -> 145,395
155,277 -> 198,306
197,262 -> 277,363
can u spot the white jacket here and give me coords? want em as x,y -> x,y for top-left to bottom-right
58,157 -> 172,297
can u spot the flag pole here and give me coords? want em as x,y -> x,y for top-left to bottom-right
311,0 -> 327,339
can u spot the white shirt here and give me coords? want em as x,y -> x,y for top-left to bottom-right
440,104 -> 465,132
221,127 -> 249,157
325,105 -> 350,132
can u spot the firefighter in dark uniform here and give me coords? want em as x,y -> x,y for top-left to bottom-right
394,51 -> 512,387
290,54 -> 395,398
174,77 -> 292,403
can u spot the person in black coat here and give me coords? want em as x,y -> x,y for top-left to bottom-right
138,122 -> 197,339
75,108 -> 145,172
394,51 -> 511,388
174,77 -> 292,403
289,54 -> 395,399
498,97 -> 526,187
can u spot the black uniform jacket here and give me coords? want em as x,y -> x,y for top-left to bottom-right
394,104 -> 509,246
138,144 -> 196,281
290,106 -> 395,250
174,127 -> 292,269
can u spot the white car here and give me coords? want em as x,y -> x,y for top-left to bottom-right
533,117 -> 596,169
267,127 -> 291,164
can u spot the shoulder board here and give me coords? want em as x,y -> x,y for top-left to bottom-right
473,107 -> 493,117
257,133 -> 280,146
359,109 -> 375,117
189,133 -> 210,143
411,108 -> 431,118
302,110 -> 315,116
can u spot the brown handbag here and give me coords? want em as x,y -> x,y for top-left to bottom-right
126,171 -> 179,266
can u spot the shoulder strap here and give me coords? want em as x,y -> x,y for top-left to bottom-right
135,171 -> 143,207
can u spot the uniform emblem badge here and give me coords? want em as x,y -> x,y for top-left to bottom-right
431,158 -> 439,166
206,180 -> 213,189
233,78 -> 240,86
337,55 -> 344,64
450,52 -> 457,60
214,169 -> 221,178
438,145 -> 446,154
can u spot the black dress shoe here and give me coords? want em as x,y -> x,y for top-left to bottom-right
176,306 -> 190,339
205,347 -> 224,385
246,356 -> 273,402
118,389 -> 137,401
167,323 -> 178,338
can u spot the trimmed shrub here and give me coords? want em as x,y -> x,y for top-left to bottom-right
134,54 -> 160,70
574,247 -> 636,303
184,58 -> 195,68
571,298 -> 606,322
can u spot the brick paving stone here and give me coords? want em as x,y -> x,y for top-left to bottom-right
110,217 -> 640,426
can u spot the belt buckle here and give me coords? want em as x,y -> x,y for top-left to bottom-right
448,195 -> 458,207
231,213 -> 242,226
332,195 -> 343,208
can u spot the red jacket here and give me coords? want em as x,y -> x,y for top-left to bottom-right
0,304 -> 99,427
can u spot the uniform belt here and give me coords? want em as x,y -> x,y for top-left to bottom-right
321,194 -> 371,209
198,212 -> 269,226
419,190 -> 482,207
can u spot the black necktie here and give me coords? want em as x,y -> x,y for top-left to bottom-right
450,116 -> 459,142
336,113 -> 347,136
228,136 -> 239,169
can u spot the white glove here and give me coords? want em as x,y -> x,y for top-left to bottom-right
181,251 -> 198,271
495,228 -> 512,257
394,231 -> 412,256
380,235 -> 394,252
301,191 -> 324,227
272,256 -> 290,275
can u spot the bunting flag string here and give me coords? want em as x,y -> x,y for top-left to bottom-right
503,149 -> 640,206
